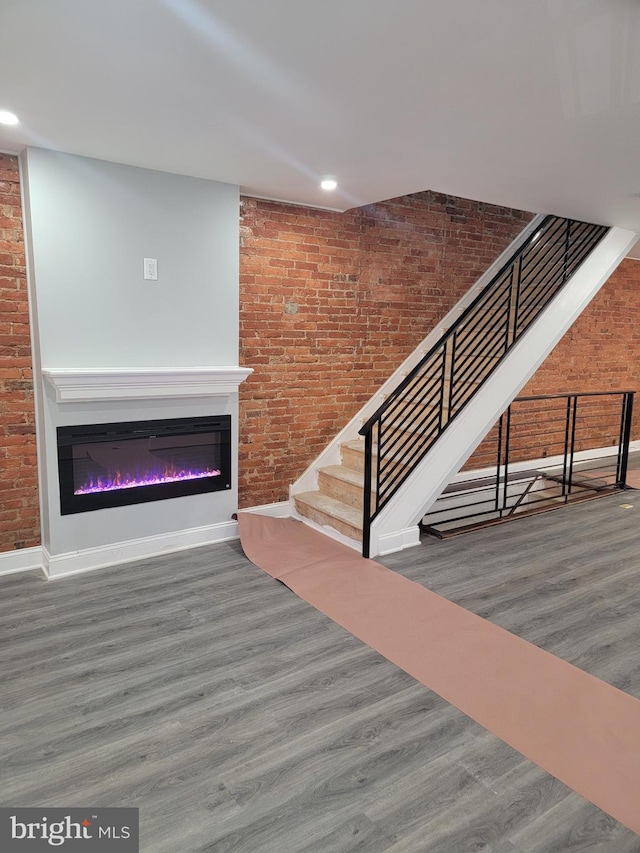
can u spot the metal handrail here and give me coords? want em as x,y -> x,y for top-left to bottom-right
358,216 -> 609,556
419,391 -> 635,538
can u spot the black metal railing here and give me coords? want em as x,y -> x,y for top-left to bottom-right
419,391 -> 635,538
358,215 -> 609,556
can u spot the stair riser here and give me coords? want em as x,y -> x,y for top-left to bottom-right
340,444 -> 407,477
340,443 -> 368,473
317,470 -> 375,512
293,496 -> 362,540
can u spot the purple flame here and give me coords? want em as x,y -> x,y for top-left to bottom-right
74,467 -> 221,495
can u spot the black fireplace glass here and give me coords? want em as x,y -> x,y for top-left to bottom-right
57,415 -> 231,514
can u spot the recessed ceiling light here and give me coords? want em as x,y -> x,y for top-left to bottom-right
0,110 -> 19,126
320,178 -> 338,191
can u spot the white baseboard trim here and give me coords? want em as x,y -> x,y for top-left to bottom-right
451,441 -> 640,486
0,546 -> 45,578
43,519 -> 240,580
43,502 -> 292,580
240,500 -> 290,518
376,526 -> 421,556
2,504 -> 291,582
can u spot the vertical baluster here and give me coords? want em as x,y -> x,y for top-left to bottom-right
504,264 -> 515,354
567,396 -> 578,496
559,397 -> 570,498
362,425 -> 373,558
375,419 -> 382,511
562,220 -> 572,283
512,254 -> 523,344
501,405 -> 512,516
495,410 -> 504,512
447,335 -> 456,419
617,392 -> 634,487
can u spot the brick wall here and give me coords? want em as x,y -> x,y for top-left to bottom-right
524,257 -> 640,452
466,258 -> 640,471
525,259 -> 640,445
0,154 -> 39,552
522,258 -> 640,399
239,192 -> 533,507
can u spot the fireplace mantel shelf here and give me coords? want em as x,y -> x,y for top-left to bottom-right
42,367 -> 253,403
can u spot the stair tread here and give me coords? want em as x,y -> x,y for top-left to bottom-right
320,463 -> 362,481
294,490 -> 363,530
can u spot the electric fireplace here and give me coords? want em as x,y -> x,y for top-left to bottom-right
57,415 -> 231,515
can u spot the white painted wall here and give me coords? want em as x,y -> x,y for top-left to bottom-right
23,147 -> 238,367
21,148 -> 242,565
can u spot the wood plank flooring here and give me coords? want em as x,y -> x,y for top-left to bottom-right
1,493 -> 640,851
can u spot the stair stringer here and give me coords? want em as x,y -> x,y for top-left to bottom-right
368,225 -> 638,557
289,213 -> 546,502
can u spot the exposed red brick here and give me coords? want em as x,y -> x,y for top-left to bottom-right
238,192 -> 533,507
239,195 -> 640,508
0,155 -> 39,553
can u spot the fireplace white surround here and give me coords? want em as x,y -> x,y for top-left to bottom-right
42,367 -> 253,402
17,148 -> 268,580
37,367 -> 253,580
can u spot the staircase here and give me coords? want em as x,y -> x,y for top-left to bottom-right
291,215 -> 637,557
293,369 -> 492,546
293,443 -> 370,542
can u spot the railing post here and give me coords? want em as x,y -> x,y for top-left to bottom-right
561,396 -> 572,498
617,392 -> 634,487
504,264 -> 516,353
567,395 -> 579,495
562,219 -> 572,283
510,257 -> 523,347
362,426 -> 373,558
500,405 -> 512,516
443,339 -> 453,426
495,411 -> 504,512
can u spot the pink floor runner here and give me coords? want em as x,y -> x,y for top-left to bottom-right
625,470 -> 640,489
238,512 -> 640,835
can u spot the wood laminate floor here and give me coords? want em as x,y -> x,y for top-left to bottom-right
1,494 -> 640,851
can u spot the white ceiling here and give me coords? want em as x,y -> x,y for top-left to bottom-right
2,0 -> 640,254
